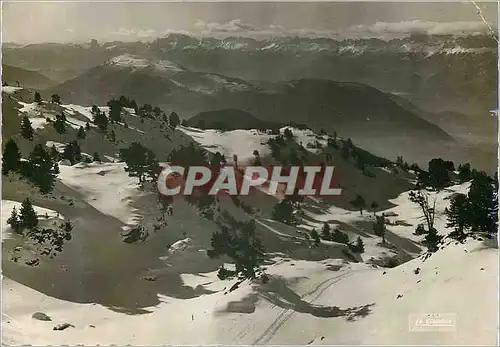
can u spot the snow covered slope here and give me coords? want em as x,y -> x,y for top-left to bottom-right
2,238 -> 497,345
2,86 -> 23,94
178,126 -> 329,164
57,162 -> 142,228
179,126 -> 274,164
105,54 -> 185,73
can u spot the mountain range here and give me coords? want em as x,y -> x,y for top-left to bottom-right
4,33 -> 497,115
4,33 -> 497,169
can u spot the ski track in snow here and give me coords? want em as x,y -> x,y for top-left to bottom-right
253,269 -> 360,345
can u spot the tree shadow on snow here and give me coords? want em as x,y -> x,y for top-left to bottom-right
222,276 -> 374,321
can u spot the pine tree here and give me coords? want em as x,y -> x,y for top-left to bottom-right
51,94 -> 61,104
118,95 -> 129,107
108,130 -> 116,142
63,141 -> 81,165
53,161 -> 60,175
85,122 -> 91,131
414,223 -> 427,235
119,142 -> 157,183
27,144 -> 58,193
445,193 -> 469,240
20,116 -> 34,140
354,236 -> 365,253
210,151 -> 225,169
2,139 -> 21,175
423,228 -> 442,252
321,222 -> 331,240
310,228 -> 320,246
283,128 -> 294,140
252,149 -> 261,166
34,92 -> 42,104
167,142 -> 208,166
207,217 -> 265,280
331,227 -> 349,244
396,156 -> 404,167
7,207 -> 22,234
370,201 -> 379,215
93,152 -> 101,162
50,145 -> 60,161
458,163 -> 472,182
467,171 -> 497,236
169,112 -> 180,128
153,107 -> 162,118
77,126 -> 86,139
93,109 -> 108,132
428,158 -> 451,189
373,215 -> 386,244
271,198 -> 295,225
107,99 -> 122,123
19,198 -> 38,230
351,195 -> 366,215
63,220 -> 73,233
53,114 -> 66,134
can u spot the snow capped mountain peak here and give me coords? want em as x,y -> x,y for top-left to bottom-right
105,54 -> 184,73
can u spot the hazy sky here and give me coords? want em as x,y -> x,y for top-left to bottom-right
2,1 -> 498,43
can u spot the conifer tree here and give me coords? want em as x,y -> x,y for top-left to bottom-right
354,236 -> 365,253
271,197 -> 296,225
34,91 -> 42,104
169,112 -> 180,128
21,116 -> 34,140
2,139 -> 21,175
108,130 -> 116,142
321,222 -> 331,240
19,198 -> 38,230
27,144 -> 58,193
458,163 -> 472,182
373,215 -> 386,244
207,216 -> 265,280
63,141 -> 82,165
445,193 -> 469,240
51,94 -> 61,104
423,227 -> 442,252
351,195 -> 366,215
310,228 -> 320,246
467,171 -> 497,236
93,108 -> 108,132
50,145 -> 60,161
77,126 -> 86,139
119,142 -> 158,183
53,114 -> 66,134
7,207 -> 22,234
107,99 -> 122,123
